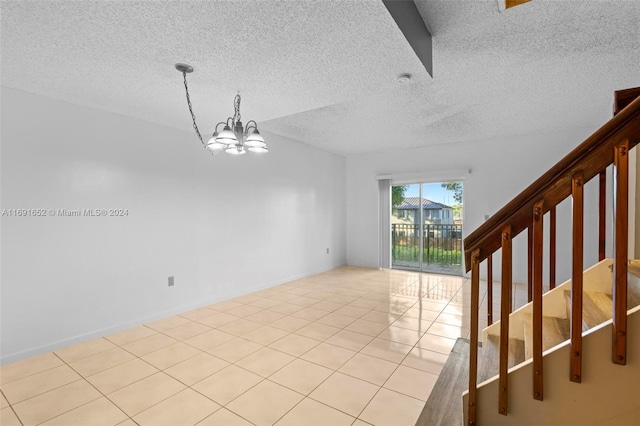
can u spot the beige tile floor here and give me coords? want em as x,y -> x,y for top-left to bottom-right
0,266 -> 529,426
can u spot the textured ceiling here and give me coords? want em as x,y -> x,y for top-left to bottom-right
2,1 -> 639,156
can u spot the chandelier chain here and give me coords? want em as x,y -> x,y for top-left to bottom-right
234,94 -> 241,123
182,71 -> 208,149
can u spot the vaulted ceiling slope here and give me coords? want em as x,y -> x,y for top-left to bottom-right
2,1 -> 639,156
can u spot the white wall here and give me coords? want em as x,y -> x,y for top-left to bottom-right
346,127 -> 613,284
0,88 -> 346,364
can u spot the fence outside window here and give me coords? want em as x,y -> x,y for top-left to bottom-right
391,223 -> 463,271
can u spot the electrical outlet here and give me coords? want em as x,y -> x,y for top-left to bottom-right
326,248 -> 330,254
168,276 -> 174,287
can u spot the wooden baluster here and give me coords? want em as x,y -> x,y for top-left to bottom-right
549,206 -> 556,289
571,173 -> 584,383
499,226 -> 512,416
528,225 -> 533,303
468,249 -> 481,426
532,202 -> 544,400
599,171 -> 607,261
488,255 -> 493,325
613,140 -> 629,365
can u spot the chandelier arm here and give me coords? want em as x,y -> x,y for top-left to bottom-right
245,120 -> 258,133
181,71 -> 207,148
214,122 -> 227,134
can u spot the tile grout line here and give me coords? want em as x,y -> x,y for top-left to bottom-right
4,268 -> 472,426
1,388 -> 25,426
351,283 -> 463,422
58,319 -> 262,426
352,317 -> 431,420
248,276 -> 465,423
1,339 -> 118,388
104,321 -> 240,424
268,283 -> 437,423
78,324 -> 266,426
106,326 -> 245,425
53,337 -> 120,366
200,325 -> 360,422
184,294 -> 386,424
33,352 -> 132,426
127,293 -> 344,423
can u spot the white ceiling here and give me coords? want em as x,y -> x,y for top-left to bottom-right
2,0 -> 639,156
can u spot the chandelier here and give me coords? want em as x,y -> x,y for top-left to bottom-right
175,63 -> 268,155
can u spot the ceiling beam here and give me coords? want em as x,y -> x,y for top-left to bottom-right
381,0 -> 433,77
499,0 -> 532,11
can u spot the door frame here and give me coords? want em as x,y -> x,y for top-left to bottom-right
377,168 -> 470,271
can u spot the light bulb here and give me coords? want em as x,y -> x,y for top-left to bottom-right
225,145 -> 245,155
244,129 -> 266,148
216,125 -> 238,145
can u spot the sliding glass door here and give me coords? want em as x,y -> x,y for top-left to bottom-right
391,182 -> 463,275
391,183 -> 422,270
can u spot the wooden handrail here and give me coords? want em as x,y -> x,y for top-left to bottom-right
465,88 -> 640,425
464,94 -> 640,271
614,87 -> 640,116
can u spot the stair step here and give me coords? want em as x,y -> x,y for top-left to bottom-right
628,280 -> 640,309
564,290 -> 612,331
584,291 -> 613,327
478,334 -> 525,383
625,260 -> 640,309
627,260 -> 640,278
523,315 -> 570,359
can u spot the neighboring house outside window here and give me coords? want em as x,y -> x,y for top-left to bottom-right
392,197 -> 454,226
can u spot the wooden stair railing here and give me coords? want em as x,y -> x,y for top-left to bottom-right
464,88 -> 640,426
